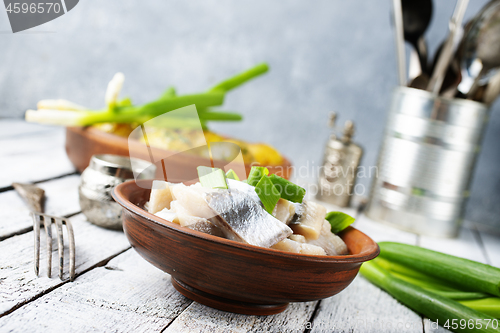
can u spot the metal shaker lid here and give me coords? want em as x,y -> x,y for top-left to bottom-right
89,154 -> 155,180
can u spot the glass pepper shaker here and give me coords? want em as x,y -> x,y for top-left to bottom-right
316,112 -> 363,207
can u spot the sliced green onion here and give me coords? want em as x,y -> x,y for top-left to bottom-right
373,257 -> 491,302
247,166 -> 269,186
325,211 -> 355,234
379,242 -> 500,297
268,174 -> 305,203
159,86 -> 177,99
254,175 -> 280,214
374,257 -> 456,289
458,298 -> 500,318
197,166 -> 228,189
210,63 -> 269,93
196,111 -> 243,121
360,261 -> 500,333
389,270 -> 490,300
225,169 -> 240,181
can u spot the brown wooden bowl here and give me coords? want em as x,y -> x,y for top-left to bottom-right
112,180 -> 380,315
65,126 -> 293,180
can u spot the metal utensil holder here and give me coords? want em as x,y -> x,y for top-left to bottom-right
366,87 -> 490,238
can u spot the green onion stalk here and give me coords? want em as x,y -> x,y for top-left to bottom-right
360,261 -> 500,333
360,241 -> 500,331
25,63 -> 269,128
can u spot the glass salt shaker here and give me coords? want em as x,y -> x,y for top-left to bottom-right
316,112 -> 363,207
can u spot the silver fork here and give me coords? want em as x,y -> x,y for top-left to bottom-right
32,213 -> 76,281
13,182 -> 76,281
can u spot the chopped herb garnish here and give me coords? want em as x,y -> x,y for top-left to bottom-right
325,211 -> 355,234
268,174 -> 305,203
247,166 -> 269,186
225,169 -> 240,181
197,166 -> 228,189
254,175 -> 280,214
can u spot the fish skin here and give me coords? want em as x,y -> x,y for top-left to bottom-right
186,220 -> 225,237
204,189 -> 292,248
226,179 -> 261,205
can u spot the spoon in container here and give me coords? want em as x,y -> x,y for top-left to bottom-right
458,0 -> 500,98
392,0 -> 407,86
402,0 -> 433,75
427,0 -> 469,94
483,70 -> 500,105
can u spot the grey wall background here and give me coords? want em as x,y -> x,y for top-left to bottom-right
0,0 -> 498,230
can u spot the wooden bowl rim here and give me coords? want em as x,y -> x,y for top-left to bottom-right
67,126 -> 293,169
113,179 -> 380,264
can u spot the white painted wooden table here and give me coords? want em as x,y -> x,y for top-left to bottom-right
0,120 -> 498,333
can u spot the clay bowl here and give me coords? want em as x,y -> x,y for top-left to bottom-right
65,126 -> 292,181
112,180 -> 380,316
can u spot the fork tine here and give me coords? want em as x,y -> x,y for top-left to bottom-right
63,218 -> 76,281
55,217 -> 64,280
44,216 -> 53,278
32,213 -> 41,277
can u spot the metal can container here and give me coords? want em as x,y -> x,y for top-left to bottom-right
79,154 -> 155,230
366,87 -> 489,238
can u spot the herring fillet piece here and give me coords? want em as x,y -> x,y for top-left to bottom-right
148,180 -> 174,214
204,189 -> 292,248
227,179 -> 260,205
289,200 -> 326,240
272,198 -> 296,224
271,238 -> 326,255
307,220 -> 348,255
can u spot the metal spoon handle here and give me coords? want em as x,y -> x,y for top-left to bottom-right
427,0 -> 469,94
416,37 -> 428,73
484,70 -> 500,105
392,0 -> 407,86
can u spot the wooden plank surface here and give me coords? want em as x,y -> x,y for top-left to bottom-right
164,300 -> 317,333
311,277 -> 423,333
0,129 -> 65,156
419,227 -> 487,264
309,214 -> 422,333
0,249 -> 192,333
0,214 -> 130,316
0,122 -> 75,189
0,174 -> 81,240
0,148 -> 75,189
478,230 -> 500,268
0,120 -> 55,139
353,214 -> 419,244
